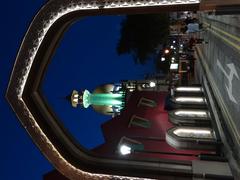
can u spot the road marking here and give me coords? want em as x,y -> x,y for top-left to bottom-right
216,59 -> 239,104
204,22 -> 240,43
195,46 -> 240,145
204,22 -> 240,51
206,26 -> 240,51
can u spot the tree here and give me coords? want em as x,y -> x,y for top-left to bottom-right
117,13 -> 170,65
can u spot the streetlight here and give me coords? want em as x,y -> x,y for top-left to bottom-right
149,81 -> 156,87
164,49 -> 170,54
119,144 -> 131,155
119,141 -> 203,157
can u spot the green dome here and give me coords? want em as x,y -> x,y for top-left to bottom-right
68,84 -> 125,116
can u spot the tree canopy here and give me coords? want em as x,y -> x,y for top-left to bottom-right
117,14 -> 170,64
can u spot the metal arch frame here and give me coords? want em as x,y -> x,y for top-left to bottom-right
5,0 -> 201,179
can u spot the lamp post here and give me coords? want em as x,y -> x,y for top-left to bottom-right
118,143 -> 199,157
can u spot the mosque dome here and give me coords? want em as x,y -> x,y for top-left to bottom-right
93,84 -> 114,94
92,84 -> 116,115
92,105 -> 114,116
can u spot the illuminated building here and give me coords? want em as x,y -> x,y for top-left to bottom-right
63,80 -> 225,164
62,81 -> 233,179
88,83 -> 218,160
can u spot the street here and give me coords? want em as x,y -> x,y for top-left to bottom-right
196,13 -> 240,177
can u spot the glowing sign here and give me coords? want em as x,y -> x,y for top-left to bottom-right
170,63 -> 178,70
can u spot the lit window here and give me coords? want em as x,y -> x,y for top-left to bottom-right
175,97 -> 205,103
174,110 -> 208,118
128,115 -> 151,128
175,87 -> 202,92
170,63 -> 178,70
173,127 -> 214,139
138,97 -> 157,108
166,127 -> 216,150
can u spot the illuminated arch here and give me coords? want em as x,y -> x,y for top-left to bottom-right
6,0 -> 208,179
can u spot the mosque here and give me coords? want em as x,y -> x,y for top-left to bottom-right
66,80 -> 223,165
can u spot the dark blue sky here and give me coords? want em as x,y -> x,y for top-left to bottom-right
1,2 -> 154,179
0,2 -> 52,180
43,15 -> 155,149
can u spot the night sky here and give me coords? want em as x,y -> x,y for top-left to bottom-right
43,15 -> 155,149
1,1 -> 154,179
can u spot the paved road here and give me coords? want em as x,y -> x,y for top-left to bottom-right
200,13 -> 240,123
197,13 -> 240,175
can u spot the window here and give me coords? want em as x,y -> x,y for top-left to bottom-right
175,86 -> 203,92
128,115 -> 151,128
174,96 -> 206,104
173,127 -> 215,139
174,109 -> 209,118
137,97 -> 157,108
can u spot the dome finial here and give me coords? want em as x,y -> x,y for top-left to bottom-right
66,90 -> 83,108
